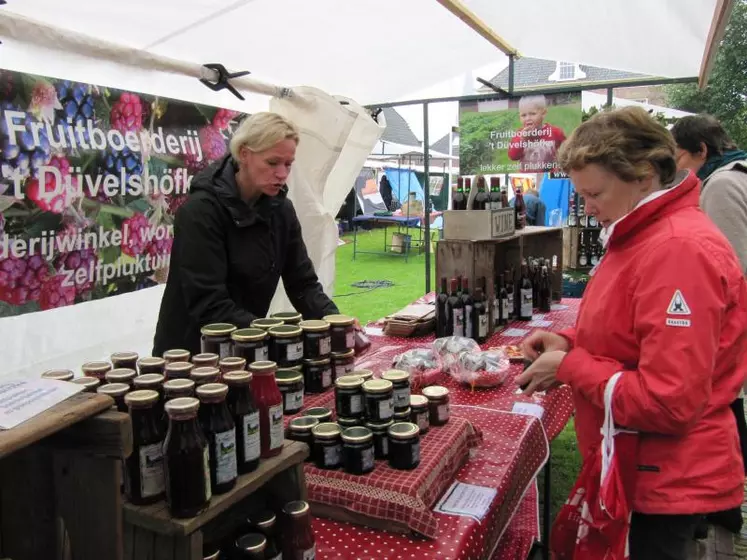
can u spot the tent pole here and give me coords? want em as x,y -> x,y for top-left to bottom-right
423,102 -> 432,295
606,87 -> 614,107
508,54 -> 515,95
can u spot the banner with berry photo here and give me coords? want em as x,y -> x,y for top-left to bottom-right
0,68 -> 245,318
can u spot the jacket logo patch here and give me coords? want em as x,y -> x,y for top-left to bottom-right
637,464 -> 661,473
667,289 -> 691,315
666,317 -> 691,328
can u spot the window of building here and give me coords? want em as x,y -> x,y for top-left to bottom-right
549,62 -> 587,82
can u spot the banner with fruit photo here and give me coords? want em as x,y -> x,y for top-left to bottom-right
0,68 -> 245,318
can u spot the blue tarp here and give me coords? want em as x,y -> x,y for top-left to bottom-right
539,174 -> 573,222
383,167 -> 425,204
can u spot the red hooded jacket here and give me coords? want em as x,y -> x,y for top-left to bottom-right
557,170 -> 747,515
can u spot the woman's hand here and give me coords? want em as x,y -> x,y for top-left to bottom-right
514,350 -> 567,397
520,330 -> 570,361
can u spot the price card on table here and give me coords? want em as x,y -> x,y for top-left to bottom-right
528,320 -> 553,328
503,328 -> 530,337
0,378 -> 83,429
551,304 -> 569,311
434,481 -> 498,522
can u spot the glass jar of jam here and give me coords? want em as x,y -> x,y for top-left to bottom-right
105,368 -> 137,388
97,382 -> 130,412
124,389 -> 166,504
272,311 -> 303,325
219,356 -> 246,376
41,369 -> 74,381
191,366 -> 221,386
342,426 -> 375,475
422,385 -> 450,426
81,361 -> 111,381
134,374 -> 166,425
245,510 -> 282,560
394,407 -> 411,423
388,422 -> 421,470
200,323 -> 237,359
312,422 -> 342,469
165,361 -> 194,380
138,356 -> 166,375
282,500 -> 316,560
268,325 -> 304,368
164,378 -> 196,400
303,407 -> 333,424
235,533 -> 267,559
111,351 -> 139,370
366,419 -> 393,459
250,361 -> 284,458
331,349 -> 355,380
334,375 -> 364,419
223,371 -> 260,474
70,376 -> 100,392
337,417 -> 362,429
287,416 -> 319,456
343,369 -> 373,383
196,383 -> 238,494
163,349 -> 191,363
324,314 -> 355,353
232,328 -> 269,364
303,357 -> 332,394
410,395 -> 430,434
299,320 -> 331,360
362,379 -> 394,422
192,353 -> 220,368
276,369 -> 304,415
202,543 -> 221,560
251,318 -> 283,331
163,397 -> 211,518
381,369 -> 411,412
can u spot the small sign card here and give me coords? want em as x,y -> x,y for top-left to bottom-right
512,401 -> 546,419
551,304 -> 569,311
503,328 -> 530,337
434,481 -> 498,522
0,378 -> 83,430
528,320 -> 553,328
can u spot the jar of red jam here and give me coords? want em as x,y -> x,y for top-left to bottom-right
366,419 -> 393,459
251,318 -> 283,331
312,422 -> 342,469
362,379 -> 394,422
388,422 -> 421,470
200,323 -> 237,359
97,382 -> 130,412
299,320 -> 331,360
232,328 -> 269,364
223,371 -> 261,474
219,356 -> 246,376
244,510 -> 282,560
110,351 -> 139,370
303,357 -> 332,394
268,326 -> 304,369
192,353 -> 220,368
163,349 -> 190,363
410,395 -> 430,434
234,533 -> 267,559
124,389 -> 166,504
165,361 -> 194,380
70,376 -> 100,392
334,375 -> 364,419
331,349 -> 355,380
138,356 -> 166,375
197,383 -> 238,495
250,361 -> 284,458
163,397 -> 211,518
422,385 -> 450,426
164,378 -> 196,400
381,369 -> 410,412
41,369 -> 74,381
272,311 -> 303,325
276,369 -> 304,415
191,366 -> 220,386
287,416 -> 319,456
343,369 -> 374,383
105,368 -> 137,388
282,500 -> 316,560
82,361 -> 111,381
324,314 -> 355,353
303,407 -> 333,424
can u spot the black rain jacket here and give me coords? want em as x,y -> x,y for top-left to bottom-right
153,155 -> 338,356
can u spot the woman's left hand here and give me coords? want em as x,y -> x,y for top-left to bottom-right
514,350 -> 567,397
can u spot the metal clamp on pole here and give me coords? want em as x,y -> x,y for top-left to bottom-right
199,63 -> 252,100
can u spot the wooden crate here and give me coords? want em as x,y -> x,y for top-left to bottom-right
122,441 -> 308,560
442,208 -> 515,241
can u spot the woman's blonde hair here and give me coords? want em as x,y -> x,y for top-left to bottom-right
557,106 -> 677,184
229,112 -> 299,160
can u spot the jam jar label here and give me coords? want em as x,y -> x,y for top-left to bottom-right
346,331 -> 355,349
139,443 -> 165,498
478,314 -> 489,338
285,390 -> 304,412
213,429 -> 238,484
393,388 -> 410,409
416,412 -> 428,431
255,346 -> 269,362
322,367 -> 332,389
381,437 -> 389,456
324,443 -> 342,467
438,403 -> 450,422
350,394 -> 363,415
303,546 -> 316,560
411,440 -> 420,464
287,342 -> 304,361
379,397 -> 393,419
361,446 -> 374,471
203,446 -> 212,501
219,342 -> 232,360
269,404 -> 284,450
243,412 -> 261,462
319,336 -> 331,356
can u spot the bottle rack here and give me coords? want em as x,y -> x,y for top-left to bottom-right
563,226 -> 605,271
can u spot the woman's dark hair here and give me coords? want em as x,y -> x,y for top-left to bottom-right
670,114 -> 737,158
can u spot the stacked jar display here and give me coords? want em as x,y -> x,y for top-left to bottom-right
300,319 -> 332,393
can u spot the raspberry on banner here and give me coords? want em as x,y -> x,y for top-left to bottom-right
121,212 -> 151,257
55,248 -> 98,296
199,125 -> 227,162
212,108 -> 240,131
147,236 -> 173,259
25,155 -> 81,213
110,92 -> 144,133
39,273 -> 77,310
0,254 -> 49,306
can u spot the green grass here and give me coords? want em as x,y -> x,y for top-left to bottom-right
334,225 -> 581,522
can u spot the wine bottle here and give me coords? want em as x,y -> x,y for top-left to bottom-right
461,278 -> 474,340
473,287 -> 488,344
473,176 -> 489,210
539,265 -> 551,312
518,263 -> 533,321
447,278 -> 464,337
453,178 -> 467,210
498,274 -> 509,326
435,277 -> 449,337
488,177 -> 502,209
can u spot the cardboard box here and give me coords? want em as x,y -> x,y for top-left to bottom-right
443,209 -> 515,241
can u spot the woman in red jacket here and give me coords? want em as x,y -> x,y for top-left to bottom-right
517,107 -> 747,559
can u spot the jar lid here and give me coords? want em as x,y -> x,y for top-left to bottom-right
163,378 -> 195,392
276,369 -> 303,385
344,369 -> 373,381
267,325 -> 303,338
283,500 -> 310,517
110,351 -> 138,361
82,361 -> 111,373
299,319 -> 330,332
200,323 -> 237,336
365,419 -> 394,431
138,356 -> 166,367
231,328 -> 268,342
192,352 -> 219,363
223,371 -> 252,385
332,349 -> 355,359
394,407 -> 412,418
191,366 -> 220,381
250,510 -> 276,529
323,314 -> 355,326
410,394 -> 428,408
289,416 -> 319,432
388,421 -> 420,440
219,356 -> 246,368
251,318 -> 284,330
41,369 -> 74,381
422,385 -> 450,400
341,426 -> 373,444
124,389 -> 159,407
312,422 -> 341,439
337,417 -> 361,428
165,361 -> 194,374
106,368 -> 137,382
272,311 -> 303,321
134,373 -> 165,388
381,369 -> 410,383
362,379 -> 393,394
304,357 -> 331,366
97,382 -> 130,398
196,383 -> 229,401
304,407 -> 332,420
165,396 -> 199,416
70,376 -> 100,389
236,533 -> 267,553
250,360 -> 277,374
163,349 -> 190,360
335,375 -> 364,389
